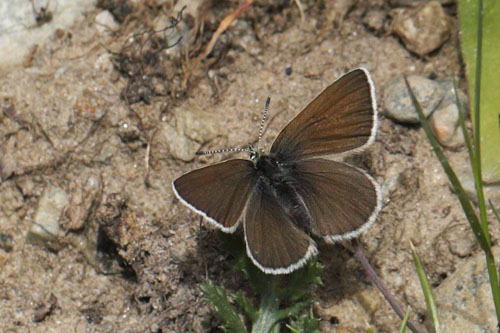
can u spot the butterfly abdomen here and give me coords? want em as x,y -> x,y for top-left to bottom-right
255,155 -> 312,233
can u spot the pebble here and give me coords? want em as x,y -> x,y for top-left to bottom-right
444,224 -> 477,258
363,9 -> 387,33
157,122 -> 199,162
0,233 -> 14,252
438,79 -> 469,111
431,79 -> 470,149
383,75 -> 444,124
391,1 -> 450,56
95,10 -> 119,34
174,109 -> 221,144
60,175 -> 101,231
430,103 -> 465,148
432,246 -> 500,332
327,0 -> 356,26
26,185 -> 69,250
455,165 -> 500,209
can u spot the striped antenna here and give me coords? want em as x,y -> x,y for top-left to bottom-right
257,97 -> 270,151
195,147 -> 252,156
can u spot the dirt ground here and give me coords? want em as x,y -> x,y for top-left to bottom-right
0,0 -> 494,332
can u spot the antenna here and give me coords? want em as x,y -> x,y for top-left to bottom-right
195,147 -> 252,156
195,97 -> 271,157
257,97 -> 270,151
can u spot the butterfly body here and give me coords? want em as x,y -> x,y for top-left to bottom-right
173,68 -> 382,274
253,153 -> 312,233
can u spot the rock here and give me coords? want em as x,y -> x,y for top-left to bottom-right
443,224 -> 477,258
326,0 -> 356,26
0,233 -> 14,253
0,183 -> 24,216
430,103 -> 465,148
174,109 -> 221,144
157,122 -> 199,162
363,9 -> 387,33
95,10 -> 119,34
391,1 -> 451,56
60,174 -> 101,231
453,164 -> 500,209
384,75 -> 444,124
438,79 -> 469,112
432,246 -> 500,332
429,79 -> 469,148
26,185 -> 69,250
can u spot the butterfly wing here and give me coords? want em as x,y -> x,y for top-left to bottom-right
244,182 -> 317,274
291,159 -> 382,243
173,159 -> 257,233
270,68 -> 377,162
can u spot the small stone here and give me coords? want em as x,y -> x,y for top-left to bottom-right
444,224 -> 477,258
95,10 -> 119,34
0,233 -> 14,252
60,175 -> 101,231
431,103 -> 465,148
157,122 -> 199,162
391,1 -> 451,56
26,185 -> 69,250
0,183 -> 24,216
384,75 -> 444,124
174,109 -> 221,144
326,0 -> 356,26
437,79 -> 469,113
453,165 -> 500,208
363,9 -> 387,33
432,246 -> 500,332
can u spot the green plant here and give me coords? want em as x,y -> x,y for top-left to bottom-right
200,232 -> 322,332
458,0 -> 500,182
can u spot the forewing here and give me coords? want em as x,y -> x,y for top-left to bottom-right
173,159 -> 257,233
270,68 -> 377,162
244,184 -> 317,274
291,159 -> 382,243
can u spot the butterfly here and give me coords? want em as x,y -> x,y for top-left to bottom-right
173,68 -> 382,274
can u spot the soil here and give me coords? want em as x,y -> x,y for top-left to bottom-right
0,0 -> 490,332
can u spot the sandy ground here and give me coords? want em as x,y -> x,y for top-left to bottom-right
0,0 -> 494,332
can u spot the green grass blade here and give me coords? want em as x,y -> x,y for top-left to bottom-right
403,77 -> 486,249
410,242 -> 441,333
200,282 -> 247,333
471,0 -> 490,247
490,200 -> 500,225
453,76 -> 475,163
399,306 -> 411,333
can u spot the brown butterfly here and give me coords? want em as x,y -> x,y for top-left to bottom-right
173,68 -> 382,274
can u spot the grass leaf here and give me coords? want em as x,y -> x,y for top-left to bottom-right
410,242 -> 441,333
399,306 -> 411,333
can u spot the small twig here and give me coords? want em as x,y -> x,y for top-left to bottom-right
352,239 -> 428,333
143,128 -> 158,187
182,0 -> 255,89
293,0 -> 305,22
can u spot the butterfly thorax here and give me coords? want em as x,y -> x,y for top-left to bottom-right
254,154 -> 312,232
